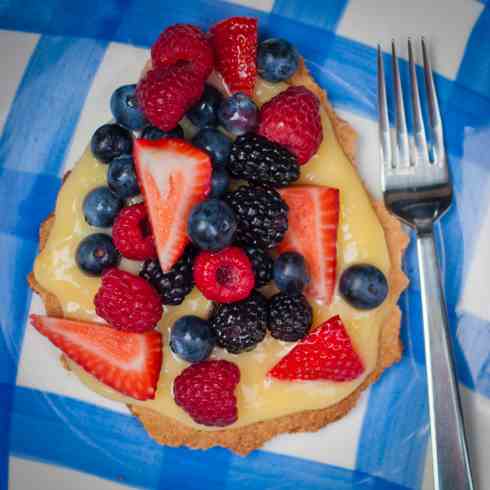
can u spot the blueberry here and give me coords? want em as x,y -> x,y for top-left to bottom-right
210,167 -> 230,198
107,156 -> 140,199
217,93 -> 258,135
191,128 -> 231,167
76,233 -> 120,276
188,199 -> 236,251
339,264 -> 388,310
187,84 -> 222,128
257,38 -> 300,83
91,123 -> 132,163
110,84 -> 146,130
170,315 -> 216,363
273,252 -> 310,293
83,186 -> 123,228
141,124 -> 184,141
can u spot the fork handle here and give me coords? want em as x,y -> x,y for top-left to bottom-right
417,232 -> 474,490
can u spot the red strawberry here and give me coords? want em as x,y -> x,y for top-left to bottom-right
268,315 -> 364,382
133,138 -> 212,272
151,24 -> 214,80
210,16 -> 257,95
278,186 -> 339,305
94,268 -> 163,332
258,85 -> 323,164
112,203 -> 157,261
30,315 -> 162,400
174,360 -> 240,426
137,64 -> 204,131
193,246 -> 255,303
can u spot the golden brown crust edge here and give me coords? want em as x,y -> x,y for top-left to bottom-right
28,60 -> 409,456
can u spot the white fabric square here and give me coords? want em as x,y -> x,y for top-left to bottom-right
337,0 -> 483,80
459,200 -> 490,321
9,458 -> 130,490
226,0 -> 274,12
457,124 -> 490,321
0,30 -> 39,134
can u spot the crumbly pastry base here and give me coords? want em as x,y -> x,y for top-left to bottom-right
28,60 -> 409,456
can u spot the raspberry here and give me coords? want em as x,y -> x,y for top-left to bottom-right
151,24 -> 214,80
174,360 -> 240,427
137,65 -> 204,131
94,268 -> 162,332
193,246 -> 255,303
258,86 -> 323,165
112,204 -> 157,261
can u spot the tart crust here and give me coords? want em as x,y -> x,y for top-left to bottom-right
28,60 -> 409,456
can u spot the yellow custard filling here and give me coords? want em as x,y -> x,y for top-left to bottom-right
33,78 -> 391,431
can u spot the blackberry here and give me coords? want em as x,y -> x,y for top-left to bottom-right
228,134 -> 299,187
140,245 -> 196,305
210,291 -> 268,354
224,186 -> 288,249
241,243 -> 273,288
268,293 -> 313,342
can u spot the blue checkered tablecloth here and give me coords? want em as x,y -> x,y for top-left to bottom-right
1,1 -> 490,489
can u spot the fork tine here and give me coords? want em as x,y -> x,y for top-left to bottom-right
377,45 -> 392,171
391,40 -> 410,166
408,38 -> 429,164
421,38 -> 445,165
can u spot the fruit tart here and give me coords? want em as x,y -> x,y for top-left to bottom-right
29,16 -> 409,455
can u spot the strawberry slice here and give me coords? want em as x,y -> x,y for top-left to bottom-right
30,315 -> 162,400
210,16 -> 257,95
278,186 -> 339,304
134,138 -> 212,272
268,315 -> 364,382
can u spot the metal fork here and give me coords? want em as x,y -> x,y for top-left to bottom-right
378,39 -> 474,490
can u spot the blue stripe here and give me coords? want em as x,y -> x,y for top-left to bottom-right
0,36 -> 107,174
0,233 -> 39,489
272,0 -> 348,31
0,0 -> 129,41
9,386 -> 410,490
0,383 -> 13,483
457,5 -> 490,99
0,170 -> 62,238
0,0 -> 269,44
0,35 -> 106,487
